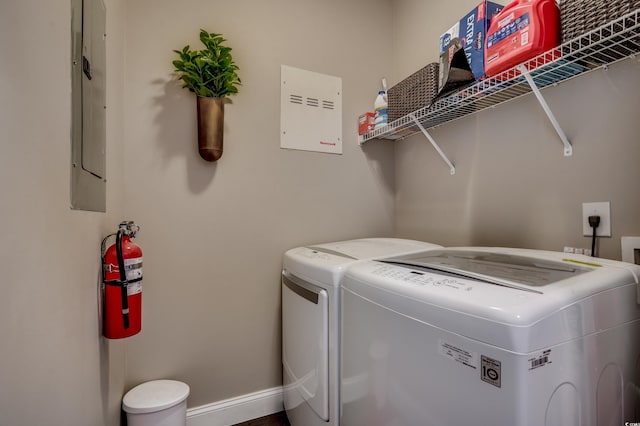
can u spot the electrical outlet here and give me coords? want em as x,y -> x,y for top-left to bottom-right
582,201 -> 611,237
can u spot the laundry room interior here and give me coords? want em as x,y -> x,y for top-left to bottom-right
2,0 -> 640,425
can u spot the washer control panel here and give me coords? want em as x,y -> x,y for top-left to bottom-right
370,264 -> 474,291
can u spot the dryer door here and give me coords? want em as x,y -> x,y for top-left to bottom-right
282,274 -> 329,421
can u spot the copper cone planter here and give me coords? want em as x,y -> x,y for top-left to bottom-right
196,96 -> 224,161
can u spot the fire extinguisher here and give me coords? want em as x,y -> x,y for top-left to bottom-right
101,221 -> 143,339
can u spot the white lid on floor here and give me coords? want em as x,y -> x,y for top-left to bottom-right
123,379 -> 190,414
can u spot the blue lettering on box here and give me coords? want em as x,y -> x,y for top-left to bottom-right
441,33 -> 452,52
465,14 -> 475,65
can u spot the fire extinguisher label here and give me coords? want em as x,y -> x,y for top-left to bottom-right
127,281 -> 142,296
124,257 -> 143,281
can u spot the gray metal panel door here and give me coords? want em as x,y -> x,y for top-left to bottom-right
70,0 -> 106,211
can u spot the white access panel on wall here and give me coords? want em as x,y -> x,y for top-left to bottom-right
280,65 -> 342,154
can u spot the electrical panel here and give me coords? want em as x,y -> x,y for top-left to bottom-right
71,0 -> 106,211
280,65 -> 342,155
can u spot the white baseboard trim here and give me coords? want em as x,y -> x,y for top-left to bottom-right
186,386 -> 284,426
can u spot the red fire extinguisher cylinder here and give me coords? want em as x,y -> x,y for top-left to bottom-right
103,222 -> 143,339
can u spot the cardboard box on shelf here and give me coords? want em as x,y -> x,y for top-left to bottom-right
438,1 -> 504,90
358,112 -> 375,135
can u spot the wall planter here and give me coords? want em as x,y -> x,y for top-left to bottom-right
196,96 -> 224,161
173,30 -> 241,162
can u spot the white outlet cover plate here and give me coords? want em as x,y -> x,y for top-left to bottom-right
621,236 -> 640,264
582,201 -> 611,237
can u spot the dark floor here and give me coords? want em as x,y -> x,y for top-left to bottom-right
232,411 -> 291,426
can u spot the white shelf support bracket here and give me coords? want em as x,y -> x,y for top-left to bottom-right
409,114 -> 456,175
518,65 -> 573,156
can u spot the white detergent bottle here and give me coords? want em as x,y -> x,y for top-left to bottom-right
374,90 -> 388,129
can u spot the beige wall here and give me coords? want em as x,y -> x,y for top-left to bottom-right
7,1 -> 635,425
1,0 -> 395,423
0,0 -> 127,425
122,0 -> 395,409
390,0 -> 474,85
392,0 -> 640,259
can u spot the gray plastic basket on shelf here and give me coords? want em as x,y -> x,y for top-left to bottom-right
387,63 -> 439,123
561,0 -> 640,42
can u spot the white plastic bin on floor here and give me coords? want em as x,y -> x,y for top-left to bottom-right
123,380 -> 190,426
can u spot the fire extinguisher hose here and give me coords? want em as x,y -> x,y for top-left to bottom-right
115,230 -> 130,329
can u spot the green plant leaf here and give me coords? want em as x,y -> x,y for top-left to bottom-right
172,29 -> 241,98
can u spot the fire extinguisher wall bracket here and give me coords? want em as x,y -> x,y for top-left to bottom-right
101,221 -> 143,339
115,230 -> 130,329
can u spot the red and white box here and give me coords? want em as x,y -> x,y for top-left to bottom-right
358,112 -> 375,135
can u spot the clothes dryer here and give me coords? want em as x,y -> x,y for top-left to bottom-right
341,247 -> 640,426
282,238 -> 441,426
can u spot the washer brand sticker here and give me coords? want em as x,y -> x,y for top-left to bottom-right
481,355 -> 502,388
528,349 -> 552,370
439,340 -> 477,370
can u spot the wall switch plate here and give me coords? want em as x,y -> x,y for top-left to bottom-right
621,237 -> 640,264
582,201 -> 611,237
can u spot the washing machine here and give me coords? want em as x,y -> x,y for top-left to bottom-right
340,247 -> 640,426
282,238 -> 442,426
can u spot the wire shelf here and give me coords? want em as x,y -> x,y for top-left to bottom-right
361,8 -> 640,143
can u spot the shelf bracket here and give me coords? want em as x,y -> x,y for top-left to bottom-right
409,114 -> 456,175
518,65 -> 573,156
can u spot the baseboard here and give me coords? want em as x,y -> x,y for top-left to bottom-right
186,386 -> 284,426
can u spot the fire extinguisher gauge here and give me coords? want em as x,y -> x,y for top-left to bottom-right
119,221 -> 140,238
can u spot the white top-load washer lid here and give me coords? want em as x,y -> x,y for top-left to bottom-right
282,238 -> 441,288
343,247 -> 640,353
385,248 -> 592,290
122,380 -> 190,414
